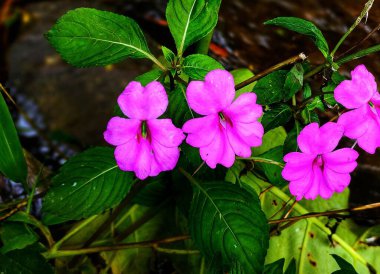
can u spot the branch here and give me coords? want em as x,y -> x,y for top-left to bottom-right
44,235 -> 190,259
235,52 -> 307,90
268,202 -> 380,225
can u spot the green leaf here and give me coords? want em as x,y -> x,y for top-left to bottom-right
231,68 -> 256,97
283,121 -> 302,155
331,254 -> 359,274
284,64 -> 304,101
101,204 -> 172,274
0,222 -> 38,254
337,44 -> 380,65
301,108 -> 319,124
135,69 -> 163,86
42,147 -> 134,225
46,8 -> 159,68
261,104 -> 293,132
0,91 -> 28,183
162,46 -> 176,65
167,83 -> 193,127
307,97 -> 325,111
284,258 -> 296,274
182,54 -> 224,80
265,17 -> 329,58
0,247 -> 53,274
187,177 -> 269,273
252,126 -> 287,156
303,83 -> 312,99
166,0 -> 222,56
133,175 -> 170,207
264,258 -> 285,274
254,146 -> 287,187
253,71 -> 288,105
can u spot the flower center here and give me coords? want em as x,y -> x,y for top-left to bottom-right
141,121 -> 148,138
218,112 -> 232,129
314,155 -> 324,168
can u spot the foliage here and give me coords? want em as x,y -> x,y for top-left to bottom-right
0,1 -> 379,274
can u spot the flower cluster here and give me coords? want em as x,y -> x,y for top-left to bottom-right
104,70 -> 263,179
283,64 -> 379,200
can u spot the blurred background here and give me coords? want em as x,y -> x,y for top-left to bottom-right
0,0 -> 379,221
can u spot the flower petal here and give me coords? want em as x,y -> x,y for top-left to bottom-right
334,65 -> 377,109
323,168 -> 351,193
134,138 -> 153,180
288,168 -> 313,201
282,161 -> 313,181
183,114 -> 219,148
114,138 -> 139,172
298,122 -> 343,154
338,106 -> 370,139
186,69 -> 235,115
151,140 -> 180,171
357,117 -> 380,154
118,81 -> 168,120
224,93 -> 263,123
200,128 -> 235,168
323,148 -> 359,173
148,119 -> 185,148
104,117 -> 140,146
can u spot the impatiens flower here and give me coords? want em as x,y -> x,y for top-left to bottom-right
282,122 -> 358,200
104,81 -> 185,180
334,65 -> 380,154
182,69 -> 264,168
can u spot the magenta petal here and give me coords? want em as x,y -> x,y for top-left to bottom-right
148,119 -> 185,147
118,81 -> 168,120
334,65 -> 377,109
151,140 -> 180,171
303,165 -> 323,200
226,124 -> 252,158
104,117 -> 140,146
224,93 -> 263,123
282,161 -> 313,181
283,152 -> 316,164
297,122 -> 343,154
134,138 -> 153,180
357,117 -> 380,154
232,121 -> 264,147
186,69 -> 235,115
200,128 -> 235,168
114,138 -> 139,172
338,106 -> 370,140
183,114 -> 219,148
323,168 -> 351,193
288,169 -> 313,201
323,148 -> 359,173
318,122 -> 344,153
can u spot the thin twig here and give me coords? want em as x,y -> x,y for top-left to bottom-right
269,202 -> 380,225
44,235 -> 190,259
235,53 -> 307,90
336,22 -> 380,59
283,200 -> 297,219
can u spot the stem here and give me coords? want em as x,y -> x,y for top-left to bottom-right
238,157 -> 284,168
194,31 -> 213,55
51,215 -> 98,252
304,63 -> 328,79
336,22 -> 380,59
269,202 -> 380,225
235,53 -> 307,90
44,235 -> 190,259
330,0 -> 374,57
153,245 -> 199,255
81,179 -> 141,248
148,54 -> 167,71
115,199 -> 170,242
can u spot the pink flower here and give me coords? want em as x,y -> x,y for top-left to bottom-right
334,65 -> 380,154
282,122 -> 358,200
182,69 -> 264,168
104,81 -> 185,180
